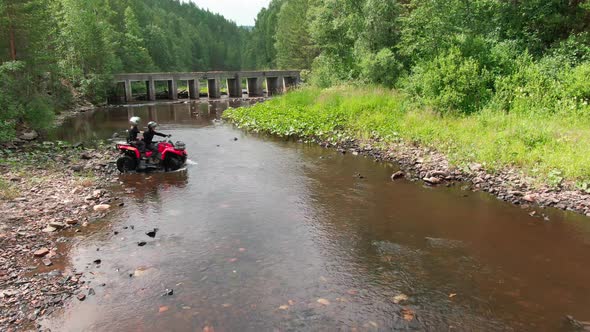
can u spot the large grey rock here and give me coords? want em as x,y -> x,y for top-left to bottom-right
19,130 -> 39,141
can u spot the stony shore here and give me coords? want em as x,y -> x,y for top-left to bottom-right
317,137 -> 590,218
0,141 -> 120,331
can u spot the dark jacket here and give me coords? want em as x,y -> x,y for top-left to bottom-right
142,129 -> 167,145
128,126 -> 140,142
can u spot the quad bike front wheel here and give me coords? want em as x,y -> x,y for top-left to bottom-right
117,155 -> 137,173
164,155 -> 183,172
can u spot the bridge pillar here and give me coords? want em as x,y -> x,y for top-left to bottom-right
227,76 -> 242,98
124,80 -> 132,102
266,76 -> 284,96
146,79 -> 156,101
247,77 -> 263,97
188,79 -> 200,99
167,79 -> 178,100
208,77 -> 221,99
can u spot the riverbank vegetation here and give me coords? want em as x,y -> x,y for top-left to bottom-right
0,0 -> 248,141
225,86 -> 590,184
232,0 -> 590,185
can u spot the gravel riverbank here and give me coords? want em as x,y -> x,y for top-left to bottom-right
317,137 -> 590,218
0,142 -> 120,331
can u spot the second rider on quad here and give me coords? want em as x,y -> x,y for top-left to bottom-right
128,116 -> 146,153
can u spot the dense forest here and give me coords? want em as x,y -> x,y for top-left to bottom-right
249,0 -> 590,114
0,0 -> 248,140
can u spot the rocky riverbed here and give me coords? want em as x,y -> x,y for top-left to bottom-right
0,141 -> 120,331
315,137 -> 590,219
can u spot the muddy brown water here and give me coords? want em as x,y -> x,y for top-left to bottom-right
41,100 -> 590,331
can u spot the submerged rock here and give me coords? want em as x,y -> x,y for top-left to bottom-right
425,237 -> 465,250
391,171 -> 404,180
423,177 -> 441,185
564,315 -> 590,331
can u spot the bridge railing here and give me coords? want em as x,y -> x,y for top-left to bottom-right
111,70 -> 301,103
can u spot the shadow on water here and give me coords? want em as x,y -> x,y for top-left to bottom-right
41,100 -> 590,331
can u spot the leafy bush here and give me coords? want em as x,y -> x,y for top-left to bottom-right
48,79 -> 74,111
24,96 -> 55,131
310,54 -> 355,88
358,48 -> 404,88
549,32 -> 590,66
403,47 -> 492,114
491,52 -> 590,116
79,74 -> 113,104
0,62 -> 27,141
561,62 -> 590,103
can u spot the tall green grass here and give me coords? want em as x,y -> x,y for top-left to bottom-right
225,86 -> 590,185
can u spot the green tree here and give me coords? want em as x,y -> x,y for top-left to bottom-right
275,0 -> 316,69
122,6 -> 155,72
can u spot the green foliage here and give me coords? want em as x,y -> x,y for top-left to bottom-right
275,0 -> 315,69
24,96 -> 55,130
309,54 -> 350,88
358,0 -> 400,53
491,54 -> 590,116
121,6 -> 155,72
358,48 -> 403,88
78,74 -> 113,104
0,61 -> 25,141
225,86 -> 590,184
404,47 -> 492,114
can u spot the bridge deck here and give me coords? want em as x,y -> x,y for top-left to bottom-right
114,70 -> 301,83
111,70 -> 301,103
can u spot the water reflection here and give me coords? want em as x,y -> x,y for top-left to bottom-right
51,99 -> 254,143
120,169 -> 189,203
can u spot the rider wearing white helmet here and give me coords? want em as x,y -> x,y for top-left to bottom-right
128,116 -> 142,142
127,116 -> 147,158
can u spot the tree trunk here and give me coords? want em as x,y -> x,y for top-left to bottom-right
9,24 -> 16,60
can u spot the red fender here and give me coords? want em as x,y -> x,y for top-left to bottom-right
161,148 -> 186,160
119,145 -> 140,159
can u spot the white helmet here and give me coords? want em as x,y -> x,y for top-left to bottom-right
129,116 -> 141,125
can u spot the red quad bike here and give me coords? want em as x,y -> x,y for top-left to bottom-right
116,138 -> 187,173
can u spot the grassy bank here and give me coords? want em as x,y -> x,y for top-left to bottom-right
224,86 -> 590,188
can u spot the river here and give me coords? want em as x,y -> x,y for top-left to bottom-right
42,100 -> 590,331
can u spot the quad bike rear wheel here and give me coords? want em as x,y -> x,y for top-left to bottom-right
117,155 -> 137,173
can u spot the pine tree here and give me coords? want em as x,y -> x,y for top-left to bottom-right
122,6 -> 155,72
275,0 -> 316,69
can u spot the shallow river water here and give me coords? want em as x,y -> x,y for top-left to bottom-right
42,100 -> 590,331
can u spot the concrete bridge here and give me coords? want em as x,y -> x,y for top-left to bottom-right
112,70 -> 301,102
